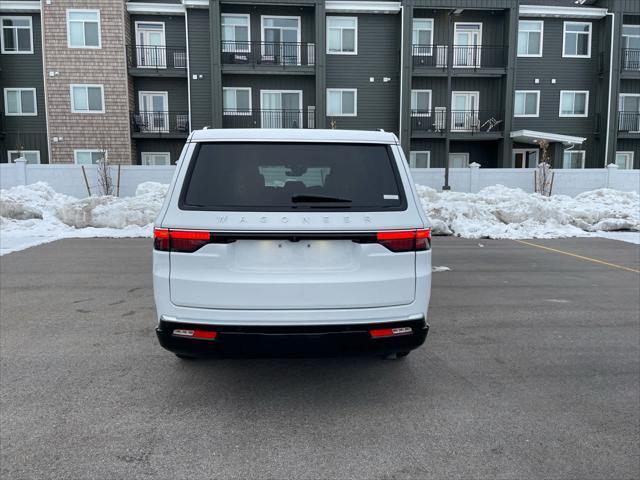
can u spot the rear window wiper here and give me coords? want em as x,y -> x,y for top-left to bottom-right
291,194 -> 352,203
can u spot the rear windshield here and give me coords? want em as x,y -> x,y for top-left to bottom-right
179,142 -> 407,211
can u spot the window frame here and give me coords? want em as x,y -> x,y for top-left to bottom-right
223,87 -> 252,116
7,150 -> 40,164
221,13 -> 251,52
74,149 -> 106,165
1,16 -> 34,54
514,90 -> 540,117
3,87 -> 37,116
326,88 -> 357,117
67,9 -> 101,49
562,21 -> 591,58
412,18 -> 434,56
562,150 -> 586,169
410,89 -> 432,117
409,151 -> 431,169
615,151 -> 634,170
517,20 -> 543,58
449,152 -> 470,168
559,90 -> 589,118
70,84 -> 105,114
141,152 -> 171,166
326,16 -> 358,55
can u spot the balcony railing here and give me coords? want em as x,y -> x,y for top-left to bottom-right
619,111 -> 640,132
622,49 -> 640,72
411,109 -> 504,133
221,41 -> 315,68
412,45 -> 507,69
222,109 -> 315,129
126,45 -> 187,70
130,111 -> 189,135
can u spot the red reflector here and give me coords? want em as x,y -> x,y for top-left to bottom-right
370,327 -> 413,338
193,330 -> 217,340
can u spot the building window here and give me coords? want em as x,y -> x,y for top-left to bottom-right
8,150 -> 40,164
74,150 -> 106,165
327,88 -> 357,116
71,85 -> 104,113
563,21 -> 591,58
141,152 -> 170,166
517,20 -> 543,57
559,91 -> 588,117
327,16 -> 357,55
615,152 -> 634,170
619,94 -> 640,132
409,151 -> 430,168
412,19 -> 433,56
223,87 -> 252,115
67,9 -> 101,48
514,90 -> 540,117
622,25 -> 640,70
4,88 -> 36,116
411,90 -> 432,117
449,153 -> 470,168
562,150 -> 585,169
221,14 -> 250,52
1,16 -> 33,54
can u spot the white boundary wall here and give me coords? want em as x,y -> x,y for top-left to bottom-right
0,161 -> 638,198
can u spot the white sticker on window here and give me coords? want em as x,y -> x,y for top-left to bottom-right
383,194 -> 399,200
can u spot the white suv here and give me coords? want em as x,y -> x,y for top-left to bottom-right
153,129 -> 432,359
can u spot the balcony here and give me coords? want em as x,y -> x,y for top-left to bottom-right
412,45 -> 507,76
411,109 -> 504,138
221,42 -> 315,75
621,49 -> 640,76
126,45 -> 187,77
618,111 -> 640,134
222,109 -> 315,129
130,111 -> 189,138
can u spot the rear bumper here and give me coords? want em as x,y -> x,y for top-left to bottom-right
156,318 -> 429,358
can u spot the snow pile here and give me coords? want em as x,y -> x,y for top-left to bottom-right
417,184 -> 640,239
0,182 -> 166,255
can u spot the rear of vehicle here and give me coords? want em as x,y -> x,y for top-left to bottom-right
153,129 -> 432,358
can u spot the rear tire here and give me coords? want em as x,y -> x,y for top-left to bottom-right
175,353 -> 197,360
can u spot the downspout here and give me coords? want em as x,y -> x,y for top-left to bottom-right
185,10 -> 192,136
604,11 -> 615,167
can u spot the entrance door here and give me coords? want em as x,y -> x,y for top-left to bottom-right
622,25 -> 640,70
451,91 -> 479,131
260,90 -> 303,128
135,22 -> 166,68
513,149 -> 539,168
449,153 -> 469,168
139,91 -> 169,132
619,94 -> 640,132
262,16 -> 301,65
454,23 -> 482,67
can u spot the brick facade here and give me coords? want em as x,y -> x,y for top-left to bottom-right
43,0 -> 131,164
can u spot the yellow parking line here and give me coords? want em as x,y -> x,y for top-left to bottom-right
515,240 -> 640,274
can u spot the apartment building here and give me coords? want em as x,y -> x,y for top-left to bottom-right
0,0 -> 638,170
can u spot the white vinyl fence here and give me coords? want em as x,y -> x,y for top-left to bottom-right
0,160 -> 638,198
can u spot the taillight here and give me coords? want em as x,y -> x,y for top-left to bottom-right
376,229 -> 431,252
154,228 -> 211,253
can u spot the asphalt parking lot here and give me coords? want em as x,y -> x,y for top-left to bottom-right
1,236 -> 639,480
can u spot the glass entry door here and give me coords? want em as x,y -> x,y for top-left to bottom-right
619,95 -> 640,132
513,149 -> 539,168
262,17 -> 300,65
139,92 -> 169,132
136,22 -> 166,68
260,90 -> 302,128
622,25 -> 640,70
454,23 -> 482,67
451,92 -> 479,131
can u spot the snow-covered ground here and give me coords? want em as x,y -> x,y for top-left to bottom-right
0,182 -> 638,256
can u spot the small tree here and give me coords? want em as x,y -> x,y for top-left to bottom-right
534,139 -> 554,197
329,118 -> 337,130
96,147 -> 114,196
